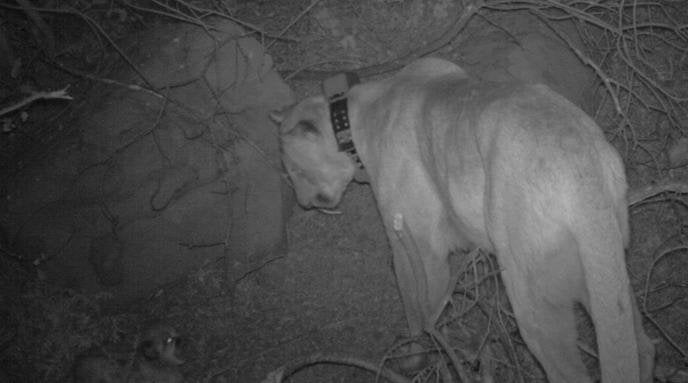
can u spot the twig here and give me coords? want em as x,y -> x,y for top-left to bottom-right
178,241 -> 225,250
644,314 -> 688,362
15,0 -> 55,57
646,296 -> 687,314
260,353 -> 411,383
427,327 -> 472,383
0,86 -> 72,117
73,8 -> 156,91
285,0 -> 485,81
628,180 -> 688,206
122,0 -> 298,43
530,9 -> 628,118
654,365 -> 688,383
233,255 -> 285,285
266,0 -> 322,50
53,62 -> 164,99
640,235 -> 688,359
0,3 -> 158,91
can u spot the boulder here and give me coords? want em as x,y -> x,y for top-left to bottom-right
2,20 -> 294,300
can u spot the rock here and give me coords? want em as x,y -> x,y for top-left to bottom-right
2,20 -> 295,300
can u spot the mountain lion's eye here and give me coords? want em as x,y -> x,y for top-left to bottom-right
297,120 -> 320,135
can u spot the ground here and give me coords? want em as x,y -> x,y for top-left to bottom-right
1,1 -> 687,383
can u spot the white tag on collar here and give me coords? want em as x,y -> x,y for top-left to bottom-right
323,73 -> 360,101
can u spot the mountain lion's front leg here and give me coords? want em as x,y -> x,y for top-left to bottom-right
384,212 -> 452,369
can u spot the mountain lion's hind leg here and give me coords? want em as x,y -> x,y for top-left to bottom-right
496,227 -> 593,383
512,288 -> 591,383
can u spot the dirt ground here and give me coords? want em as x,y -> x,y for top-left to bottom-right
1,1 -> 688,383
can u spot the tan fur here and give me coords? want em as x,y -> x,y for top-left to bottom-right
275,57 -> 655,383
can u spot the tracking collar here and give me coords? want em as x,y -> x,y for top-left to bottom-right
323,73 -> 368,183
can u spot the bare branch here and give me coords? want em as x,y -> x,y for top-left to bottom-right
0,86 -> 73,117
628,180 -> 688,206
259,353 -> 411,383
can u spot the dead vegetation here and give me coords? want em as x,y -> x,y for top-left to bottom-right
1,0 -> 687,382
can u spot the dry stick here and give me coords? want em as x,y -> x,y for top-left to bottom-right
616,36 -> 686,114
0,3 -> 160,93
482,253 -> 526,383
260,353 -> 411,383
58,36 -> 279,199
452,254 -> 519,381
628,180 -> 688,360
53,63 -> 164,99
74,10 -> 156,91
233,254 -> 285,286
640,237 -> 688,360
642,237 -> 687,306
631,201 -> 688,364
628,181 -> 688,206
488,0 -> 628,33
524,8 -> 628,119
476,254 -> 522,382
528,6 -> 651,151
159,0 -> 298,42
427,327 -> 472,383
15,0 -> 55,57
616,34 -> 688,105
265,0 -> 322,50
648,296 -> 688,314
643,298 -> 688,361
151,0 -> 214,37
0,86 -> 72,117
575,2 -> 682,144
603,4 -> 684,124
123,1 -> 212,28
195,44 -> 286,176
357,0 -> 482,78
488,0 -> 688,115
475,307 -> 496,379
285,0 -> 485,81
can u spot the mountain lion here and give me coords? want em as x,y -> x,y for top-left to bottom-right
272,57 -> 654,382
